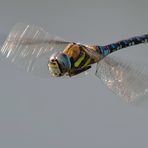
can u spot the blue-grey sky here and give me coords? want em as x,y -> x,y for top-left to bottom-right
0,0 -> 148,148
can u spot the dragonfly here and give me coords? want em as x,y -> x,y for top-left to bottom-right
0,23 -> 148,103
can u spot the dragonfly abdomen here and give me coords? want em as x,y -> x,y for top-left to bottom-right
98,34 -> 148,57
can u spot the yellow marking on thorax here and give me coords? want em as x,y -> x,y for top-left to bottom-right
82,58 -> 91,68
74,52 -> 86,67
63,43 -> 98,68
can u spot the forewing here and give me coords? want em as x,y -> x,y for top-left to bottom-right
0,23 -> 70,77
95,54 -> 148,103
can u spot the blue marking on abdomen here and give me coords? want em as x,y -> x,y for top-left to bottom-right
100,46 -> 110,56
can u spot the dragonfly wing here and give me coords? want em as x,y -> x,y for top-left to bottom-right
95,54 -> 148,103
0,23 -> 70,77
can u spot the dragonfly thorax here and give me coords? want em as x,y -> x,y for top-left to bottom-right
48,52 -> 71,77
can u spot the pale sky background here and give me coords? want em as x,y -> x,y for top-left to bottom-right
0,0 -> 148,148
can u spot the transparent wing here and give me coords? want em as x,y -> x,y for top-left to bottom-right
95,54 -> 148,103
0,23 -> 70,77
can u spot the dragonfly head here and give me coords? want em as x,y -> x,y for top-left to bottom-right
48,52 -> 71,77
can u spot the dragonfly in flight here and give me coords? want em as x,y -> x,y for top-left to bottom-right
0,23 -> 148,103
